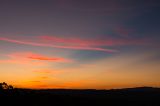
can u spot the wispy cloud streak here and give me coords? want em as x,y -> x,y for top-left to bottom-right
0,52 -> 71,65
40,35 -> 149,46
27,53 -> 70,62
0,35 -> 150,53
0,37 -> 118,53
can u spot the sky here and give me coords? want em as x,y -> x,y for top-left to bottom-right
0,0 -> 160,89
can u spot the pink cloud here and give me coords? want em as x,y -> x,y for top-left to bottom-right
0,35 -> 150,53
40,35 -> 149,46
26,52 -> 70,62
0,53 -> 44,65
0,36 -> 118,53
0,59 -> 45,66
0,52 -> 71,65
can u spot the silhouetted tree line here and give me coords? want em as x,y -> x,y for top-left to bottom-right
0,82 -> 160,106
0,82 -> 13,90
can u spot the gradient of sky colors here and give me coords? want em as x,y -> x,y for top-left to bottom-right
0,0 -> 160,89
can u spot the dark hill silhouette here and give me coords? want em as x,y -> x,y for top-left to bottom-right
0,83 -> 160,106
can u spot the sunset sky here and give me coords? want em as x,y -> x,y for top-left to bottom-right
0,0 -> 160,89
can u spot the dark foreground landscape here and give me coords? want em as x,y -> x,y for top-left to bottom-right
0,87 -> 160,106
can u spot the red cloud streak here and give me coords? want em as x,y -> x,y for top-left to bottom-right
27,53 -> 69,62
0,37 -> 118,53
40,35 -> 149,46
0,52 -> 71,64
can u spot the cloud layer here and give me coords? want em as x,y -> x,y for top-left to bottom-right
0,35 -> 151,53
0,36 -> 117,52
0,52 -> 70,65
